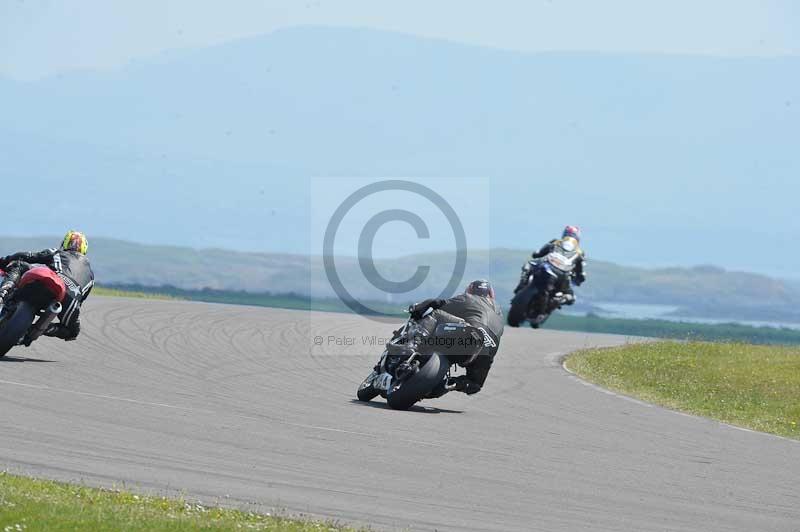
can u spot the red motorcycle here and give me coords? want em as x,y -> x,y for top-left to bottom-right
0,267 -> 66,357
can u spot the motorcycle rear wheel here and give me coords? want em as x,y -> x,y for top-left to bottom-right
530,311 -> 552,328
0,302 -> 36,357
386,354 -> 449,410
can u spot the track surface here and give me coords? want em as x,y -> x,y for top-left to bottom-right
0,298 -> 798,531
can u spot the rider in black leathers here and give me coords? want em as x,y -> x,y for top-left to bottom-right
407,280 -> 504,396
0,231 -> 94,341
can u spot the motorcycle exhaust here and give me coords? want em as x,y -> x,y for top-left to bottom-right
25,301 -> 62,344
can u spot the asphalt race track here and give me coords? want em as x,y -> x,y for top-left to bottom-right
0,297 -> 797,531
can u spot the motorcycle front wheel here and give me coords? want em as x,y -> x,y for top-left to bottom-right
507,302 -> 526,327
508,284 -> 539,327
356,371 -> 380,402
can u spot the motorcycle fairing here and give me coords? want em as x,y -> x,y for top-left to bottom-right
545,244 -> 580,274
18,267 -> 67,303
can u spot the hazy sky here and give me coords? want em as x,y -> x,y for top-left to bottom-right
2,0 -> 799,80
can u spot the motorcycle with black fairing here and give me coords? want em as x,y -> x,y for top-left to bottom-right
508,238 -> 582,328
0,266 -> 67,356
356,309 -> 490,410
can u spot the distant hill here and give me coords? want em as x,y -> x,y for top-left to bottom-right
2,236 -> 798,323
2,27 -> 798,273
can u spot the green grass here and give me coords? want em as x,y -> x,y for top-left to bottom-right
0,472 -> 360,531
566,342 -> 800,438
93,286 -> 179,301
543,312 -> 800,345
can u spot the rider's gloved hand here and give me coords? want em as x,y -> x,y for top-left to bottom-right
408,298 -> 445,320
407,303 -> 427,320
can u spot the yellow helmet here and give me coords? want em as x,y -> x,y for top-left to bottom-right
61,231 -> 89,255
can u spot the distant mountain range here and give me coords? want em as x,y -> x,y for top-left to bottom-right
1,27 -> 798,274
2,236 -> 798,323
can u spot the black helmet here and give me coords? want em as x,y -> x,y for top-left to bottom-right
465,279 -> 495,301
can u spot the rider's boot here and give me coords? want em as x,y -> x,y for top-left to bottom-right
449,376 -> 482,395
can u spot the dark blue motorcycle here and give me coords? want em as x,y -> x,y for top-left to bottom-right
508,241 -> 581,328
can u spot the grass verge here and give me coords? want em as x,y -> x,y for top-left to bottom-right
93,286 -> 179,301
544,312 -> 800,345
0,472 -> 359,531
565,342 -> 800,439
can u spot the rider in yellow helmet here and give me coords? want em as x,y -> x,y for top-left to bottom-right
0,231 -> 94,341
61,230 -> 89,255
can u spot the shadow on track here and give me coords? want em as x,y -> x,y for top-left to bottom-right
349,399 -> 463,414
0,356 -> 56,363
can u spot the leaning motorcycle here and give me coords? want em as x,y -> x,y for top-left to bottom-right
0,267 -> 66,357
507,241 -> 581,328
356,310 -> 489,410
